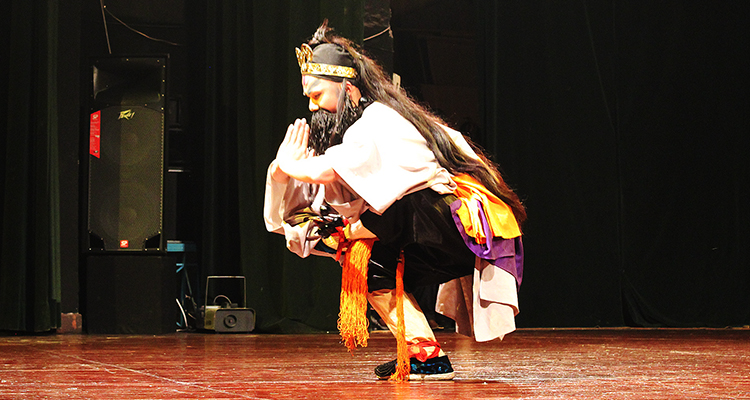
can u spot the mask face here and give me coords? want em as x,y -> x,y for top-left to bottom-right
302,75 -> 342,113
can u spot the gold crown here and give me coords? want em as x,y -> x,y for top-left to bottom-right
295,43 -> 357,79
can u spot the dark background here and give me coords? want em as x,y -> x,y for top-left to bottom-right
1,0 -> 748,333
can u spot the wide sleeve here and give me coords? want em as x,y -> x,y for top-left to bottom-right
263,165 -> 333,258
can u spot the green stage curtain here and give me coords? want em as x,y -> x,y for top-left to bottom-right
0,0 -> 62,332
479,1 -> 749,327
200,1 -> 363,333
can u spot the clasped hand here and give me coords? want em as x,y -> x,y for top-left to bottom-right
271,118 -> 313,183
277,118 -> 312,163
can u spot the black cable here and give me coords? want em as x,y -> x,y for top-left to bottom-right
99,0 -> 112,54
103,5 -> 183,46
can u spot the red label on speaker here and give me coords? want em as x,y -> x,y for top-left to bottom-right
120,240 -> 129,248
90,111 -> 101,158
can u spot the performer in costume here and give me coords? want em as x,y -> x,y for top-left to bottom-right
264,21 -> 526,381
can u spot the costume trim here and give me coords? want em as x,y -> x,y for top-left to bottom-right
390,252 -> 409,382
408,340 -> 442,362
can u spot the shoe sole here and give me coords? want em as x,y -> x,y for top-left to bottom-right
378,371 -> 455,381
410,371 -> 455,381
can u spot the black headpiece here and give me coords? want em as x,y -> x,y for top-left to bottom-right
295,43 -> 357,79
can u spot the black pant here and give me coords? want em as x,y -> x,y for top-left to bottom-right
361,189 -> 475,293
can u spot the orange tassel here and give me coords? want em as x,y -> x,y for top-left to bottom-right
338,239 -> 374,352
337,240 -> 410,382
389,251 -> 410,382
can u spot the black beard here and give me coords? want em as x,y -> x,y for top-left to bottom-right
308,94 -> 366,155
309,110 -> 339,155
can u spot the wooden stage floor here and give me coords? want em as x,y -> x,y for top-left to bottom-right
1,328 -> 748,399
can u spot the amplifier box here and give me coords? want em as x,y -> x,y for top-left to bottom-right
215,308 -> 255,333
202,276 -> 255,333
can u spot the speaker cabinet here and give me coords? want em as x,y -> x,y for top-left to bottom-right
84,255 -> 176,334
87,56 -> 168,252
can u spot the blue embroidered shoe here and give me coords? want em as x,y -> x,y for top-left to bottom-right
374,355 -> 455,381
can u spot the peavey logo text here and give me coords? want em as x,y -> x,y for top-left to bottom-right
118,109 -> 135,120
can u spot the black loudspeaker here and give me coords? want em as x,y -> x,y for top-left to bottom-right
84,255 -> 175,334
87,56 -> 168,252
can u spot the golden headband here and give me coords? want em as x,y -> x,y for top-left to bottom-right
295,43 -> 357,79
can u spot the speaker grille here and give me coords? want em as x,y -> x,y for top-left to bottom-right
88,106 -> 164,251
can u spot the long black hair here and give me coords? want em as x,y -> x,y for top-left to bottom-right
308,22 -> 527,225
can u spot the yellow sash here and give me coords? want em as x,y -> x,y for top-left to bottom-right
452,174 -> 521,243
